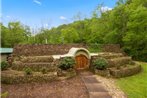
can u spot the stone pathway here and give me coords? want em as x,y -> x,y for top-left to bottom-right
95,75 -> 127,98
79,71 -> 112,98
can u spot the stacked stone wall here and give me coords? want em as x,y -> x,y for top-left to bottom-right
13,44 -> 88,56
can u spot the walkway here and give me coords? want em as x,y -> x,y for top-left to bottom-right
79,71 -> 112,98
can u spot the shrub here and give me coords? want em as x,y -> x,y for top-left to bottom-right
93,58 -> 108,70
58,57 -> 75,70
41,67 -> 48,74
1,61 -> 9,70
24,67 -> 32,75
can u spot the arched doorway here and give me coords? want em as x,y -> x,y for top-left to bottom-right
75,54 -> 89,69
67,48 -> 91,70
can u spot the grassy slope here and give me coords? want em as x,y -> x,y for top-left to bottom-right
116,62 -> 147,98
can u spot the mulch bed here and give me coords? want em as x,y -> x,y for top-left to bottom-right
1,76 -> 89,98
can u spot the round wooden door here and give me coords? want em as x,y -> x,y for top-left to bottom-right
75,54 -> 88,69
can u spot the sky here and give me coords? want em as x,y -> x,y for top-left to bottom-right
1,0 -> 118,29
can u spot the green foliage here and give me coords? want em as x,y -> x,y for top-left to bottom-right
59,57 -> 75,70
24,67 -> 32,75
41,67 -> 48,74
1,22 -> 31,47
1,0 -> 147,62
60,27 -> 80,43
93,58 -> 108,70
1,61 -> 9,70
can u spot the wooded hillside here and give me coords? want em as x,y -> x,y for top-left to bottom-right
1,0 -> 147,61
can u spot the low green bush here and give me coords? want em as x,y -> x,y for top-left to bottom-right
23,67 -> 32,75
1,61 -> 9,70
41,67 -> 48,74
58,57 -> 75,70
93,58 -> 108,70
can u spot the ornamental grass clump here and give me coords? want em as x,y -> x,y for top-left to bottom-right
59,57 -> 75,70
93,58 -> 108,70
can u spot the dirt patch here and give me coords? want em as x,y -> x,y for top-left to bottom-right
1,76 -> 89,98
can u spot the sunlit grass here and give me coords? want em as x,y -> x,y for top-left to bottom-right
116,62 -> 147,98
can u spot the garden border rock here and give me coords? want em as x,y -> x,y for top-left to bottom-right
1,72 -> 58,84
109,64 -> 141,78
94,69 -> 110,77
1,69 -> 77,84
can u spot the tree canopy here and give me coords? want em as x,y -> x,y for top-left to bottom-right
1,0 -> 147,61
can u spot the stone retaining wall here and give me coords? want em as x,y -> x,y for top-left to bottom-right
11,61 -> 58,72
1,72 -> 57,84
12,44 -> 124,56
109,64 -> 141,78
13,44 -> 88,56
102,44 -> 124,53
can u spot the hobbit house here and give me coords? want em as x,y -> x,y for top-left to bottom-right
10,44 -> 141,78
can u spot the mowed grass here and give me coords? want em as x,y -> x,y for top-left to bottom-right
116,62 -> 147,98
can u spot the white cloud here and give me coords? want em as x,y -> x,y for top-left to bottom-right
59,16 -> 67,20
33,0 -> 42,5
101,6 -> 112,12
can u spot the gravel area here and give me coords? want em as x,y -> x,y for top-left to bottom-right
1,76 -> 89,98
95,75 -> 127,98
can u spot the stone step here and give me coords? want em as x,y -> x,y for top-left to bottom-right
85,83 -> 107,92
82,76 -> 100,83
78,71 -> 94,76
107,57 -> 132,67
89,92 -> 112,98
80,72 -> 112,98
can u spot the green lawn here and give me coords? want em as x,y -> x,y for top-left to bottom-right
116,62 -> 147,98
